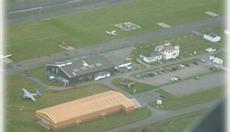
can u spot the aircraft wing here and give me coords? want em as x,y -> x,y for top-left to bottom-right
29,96 -> 36,101
22,88 -> 37,101
0,54 -> 12,59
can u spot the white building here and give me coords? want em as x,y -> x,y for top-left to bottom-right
115,62 -> 132,70
203,33 -> 221,43
205,47 -> 216,53
139,52 -> 162,63
140,41 -> 180,63
155,41 -> 180,60
209,56 -> 223,65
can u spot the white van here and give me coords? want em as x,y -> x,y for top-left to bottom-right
94,72 -> 111,80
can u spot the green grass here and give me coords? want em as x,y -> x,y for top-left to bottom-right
5,75 -> 151,132
150,86 -> 224,110
129,109 -> 210,132
6,0 -> 224,61
30,67 -> 63,86
112,78 -> 158,94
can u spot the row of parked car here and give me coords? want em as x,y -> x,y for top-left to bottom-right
136,63 -> 191,79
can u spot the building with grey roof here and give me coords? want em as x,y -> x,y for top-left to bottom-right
45,54 -> 115,84
139,51 -> 162,63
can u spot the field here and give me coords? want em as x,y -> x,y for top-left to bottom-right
112,78 -> 158,94
129,109 -> 210,132
6,0 -> 223,61
5,75 -> 151,132
150,86 -> 224,110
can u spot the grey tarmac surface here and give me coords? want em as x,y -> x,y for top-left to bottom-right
161,72 -> 225,96
102,47 -> 135,65
5,16 -> 224,75
138,62 -> 213,86
6,0 -> 135,25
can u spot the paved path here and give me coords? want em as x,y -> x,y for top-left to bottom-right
105,101 -> 219,132
5,16 -> 224,75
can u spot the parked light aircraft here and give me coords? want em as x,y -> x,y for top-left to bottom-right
21,88 -> 43,102
105,30 -> 117,36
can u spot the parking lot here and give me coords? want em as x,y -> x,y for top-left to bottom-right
135,60 -> 217,86
161,72 -> 225,96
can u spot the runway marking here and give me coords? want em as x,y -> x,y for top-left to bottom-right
205,11 -> 219,17
9,7 -> 43,14
157,22 -> 171,28
67,0 -> 82,4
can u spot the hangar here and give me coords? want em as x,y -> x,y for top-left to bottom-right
35,91 -> 137,130
45,54 -> 115,84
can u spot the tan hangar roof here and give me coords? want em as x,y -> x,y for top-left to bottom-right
35,90 -> 135,124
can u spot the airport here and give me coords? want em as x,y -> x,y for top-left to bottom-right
4,0 -> 226,132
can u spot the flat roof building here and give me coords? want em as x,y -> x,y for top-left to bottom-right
46,54 -> 115,84
139,52 -> 162,63
35,91 -> 137,130
203,33 -> 221,43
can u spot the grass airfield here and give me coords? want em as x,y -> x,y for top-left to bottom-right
6,0 -> 223,61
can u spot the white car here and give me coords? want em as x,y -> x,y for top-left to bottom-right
94,72 -> 111,80
170,76 -> 179,81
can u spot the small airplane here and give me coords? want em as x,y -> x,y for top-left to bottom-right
0,54 -> 12,59
105,30 -> 117,36
21,88 -> 43,102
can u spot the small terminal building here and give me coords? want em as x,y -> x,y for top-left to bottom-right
35,91 -> 138,130
45,54 -> 115,84
140,41 -> 180,63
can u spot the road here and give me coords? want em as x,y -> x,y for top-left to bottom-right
105,101 -> 219,132
5,16 -> 224,75
6,0 -> 134,25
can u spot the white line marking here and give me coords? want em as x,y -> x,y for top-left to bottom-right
9,7 -> 43,14
67,0 -> 82,4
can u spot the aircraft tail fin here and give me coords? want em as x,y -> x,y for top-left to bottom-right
36,90 -> 43,96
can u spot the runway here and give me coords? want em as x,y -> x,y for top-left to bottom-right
6,0 -> 134,25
